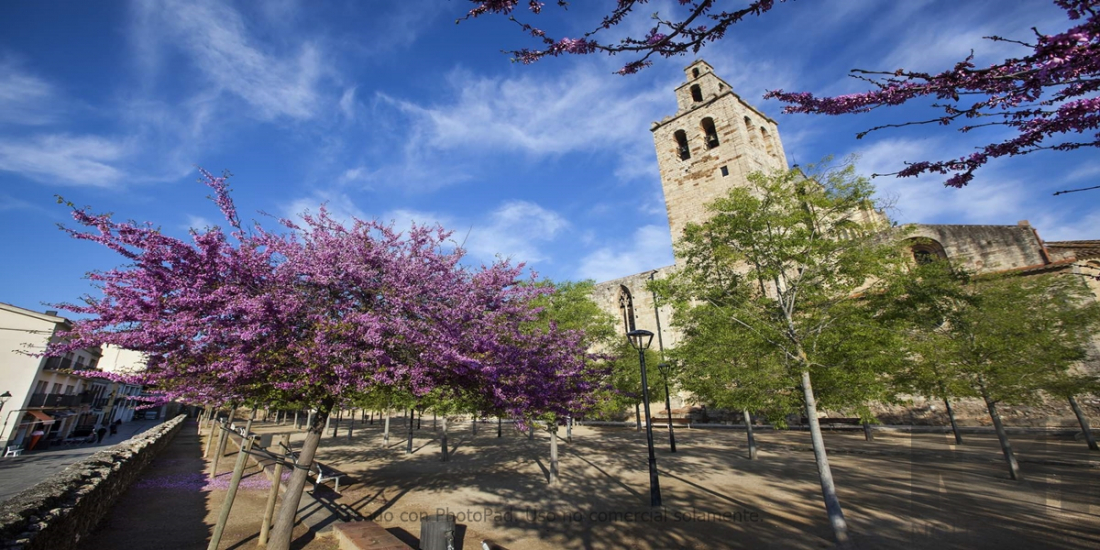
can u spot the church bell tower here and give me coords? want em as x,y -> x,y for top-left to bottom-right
652,60 -> 789,243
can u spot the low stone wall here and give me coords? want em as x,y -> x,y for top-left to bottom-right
0,414 -> 186,550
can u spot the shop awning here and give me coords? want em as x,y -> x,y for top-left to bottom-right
26,410 -> 55,424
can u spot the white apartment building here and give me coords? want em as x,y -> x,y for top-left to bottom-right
0,303 -> 143,451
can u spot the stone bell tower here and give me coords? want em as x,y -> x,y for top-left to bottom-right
651,60 -> 789,243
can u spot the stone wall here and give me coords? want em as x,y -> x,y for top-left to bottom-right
907,223 -> 1047,272
0,414 -> 186,550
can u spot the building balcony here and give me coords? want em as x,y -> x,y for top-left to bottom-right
43,357 -> 73,370
27,393 -> 85,408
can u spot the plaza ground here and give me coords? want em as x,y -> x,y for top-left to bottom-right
83,416 -> 1099,549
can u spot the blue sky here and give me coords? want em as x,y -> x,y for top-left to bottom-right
2,0 -> 1096,315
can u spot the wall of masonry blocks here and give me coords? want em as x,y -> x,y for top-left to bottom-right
0,415 -> 186,550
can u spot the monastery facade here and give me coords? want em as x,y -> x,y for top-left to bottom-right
591,60 -> 1100,415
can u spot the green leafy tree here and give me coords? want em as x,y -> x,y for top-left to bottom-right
662,159 -> 905,548
873,259 -> 978,445
660,281 -> 797,458
945,273 -> 1100,477
524,279 -> 622,482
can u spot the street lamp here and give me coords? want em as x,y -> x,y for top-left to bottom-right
627,329 -> 662,508
656,363 -> 677,453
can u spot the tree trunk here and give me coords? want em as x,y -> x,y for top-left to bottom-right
635,403 -> 642,431
244,409 -> 256,435
497,416 -> 502,438
209,422 -> 230,479
441,416 -> 449,462
1069,395 -> 1099,451
743,409 -> 757,460
369,410 -> 374,425
331,409 -> 341,438
417,409 -> 422,430
325,410 -> 333,436
549,423 -> 559,484
471,413 -> 478,436
801,369 -> 853,549
383,409 -> 391,444
862,422 -> 874,442
208,436 -> 254,550
259,434 -> 290,546
294,410 -> 299,430
406,412 -> 415,454
981,388 -> 1022,481
566,416 -> 573,443
944,397 -> 963,445
203,415 -> 217,458
267,405 -> 330,550
347,411 -> 354,441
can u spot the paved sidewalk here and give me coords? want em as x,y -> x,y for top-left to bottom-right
0,418 -> 165,503
78,419 -> 336,550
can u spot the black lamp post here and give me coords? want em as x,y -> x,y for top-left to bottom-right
627,329 -> 662,507
0,391 -> 10,416
656,363 -> 677,453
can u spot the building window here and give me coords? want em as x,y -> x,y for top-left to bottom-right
690,84 -> 703,102
745,116 -> 756,144
692,67 -> 700,78
674,130 -> 691,160
762,127 -> 776,156
702,117 -> 719,148
720,166 -> 729,176
618,286 -> 636,334
907,238 -> 948,264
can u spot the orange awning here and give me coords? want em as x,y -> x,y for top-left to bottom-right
26,410 -> 55,424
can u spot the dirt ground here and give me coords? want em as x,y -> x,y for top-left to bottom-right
266,416 -> 1098,550
82,416 -> 1100,550
78,420 -> 337,550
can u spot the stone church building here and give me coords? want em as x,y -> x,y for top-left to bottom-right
591,60 -> 1100,418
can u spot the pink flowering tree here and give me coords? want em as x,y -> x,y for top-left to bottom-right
462,0 -> 784,75
766,0 -> 1100,190
48,170 -> 605,550
467,0 -> 1100,191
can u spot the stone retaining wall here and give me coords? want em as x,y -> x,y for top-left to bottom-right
0,414 -> 186,549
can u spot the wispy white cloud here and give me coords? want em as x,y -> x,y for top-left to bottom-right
133,0 -> 328,121
1034,209 -> 1100,242
183,215 -> 215,231
1065,161 -> 1100,182
466,201 -> 569,264
853,137 -> 1028,225
0,193 -> 39,212
339,87 -> 357,120
282,190 -> 368,228
378,63 -> 670,174
0,134 -> 129,187
576,224 -> 673,281
0,61 -> 60,126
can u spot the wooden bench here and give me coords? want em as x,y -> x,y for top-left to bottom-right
650,416 -> 692,427
334,521 -> 412,550
281,443 -> 349,494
